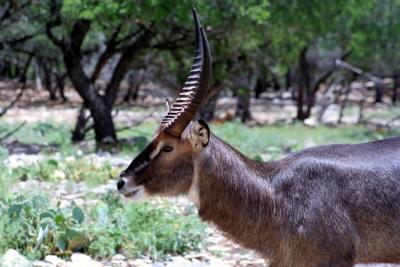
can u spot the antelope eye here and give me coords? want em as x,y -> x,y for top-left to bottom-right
162,145 -> 174,152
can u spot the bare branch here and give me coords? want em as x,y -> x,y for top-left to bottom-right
0,121 -> 26,142
0,55 -> 32,117
335,59 -> 384,84
104,29 -> 154,107
45,1 -> 65,49
90,24 -> 123,82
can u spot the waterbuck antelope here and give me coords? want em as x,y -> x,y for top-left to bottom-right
118,9 -> 400,267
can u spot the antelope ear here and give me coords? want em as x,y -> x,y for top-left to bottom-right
190,119 -> 210,148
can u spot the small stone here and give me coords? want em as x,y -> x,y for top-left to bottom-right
71,254 -> 92,263
184,253 -> 207,261
0,249 -> 32,267
32,261 -> 52,267
126,259 -> 151,267
111,254 -> 126,261
44,255 -> 65,265
166,256 -> 192,267
68,254 -> 103,267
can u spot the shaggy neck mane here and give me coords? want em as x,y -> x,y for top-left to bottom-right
196,134 -> 281,256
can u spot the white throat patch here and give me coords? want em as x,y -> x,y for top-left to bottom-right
187,161 -> 200,208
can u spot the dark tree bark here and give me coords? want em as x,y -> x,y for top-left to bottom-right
200,95 -> 218,121
123,71 -> 143,103
71,104 -> 89,142
392,72 -> 399,105
236,91 -> 251,122
296,49 -> 350,121
38,58 -> 57,100
199,81 -> 223,121
374,84 -> 383,103
55,72 -> 67,102
235,73 -> 252,123
254,77 -> 266,99
286,68 -> 292,90
338,73 -> 358,124
296,48 -> 311,121
46,11 -> 153,144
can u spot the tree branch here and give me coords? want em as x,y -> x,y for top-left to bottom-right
45,0 -> 65,49
90,23 -> 123,82
0,121 -> 26,142
104,30 -> 154,107
0,55 -> 32,117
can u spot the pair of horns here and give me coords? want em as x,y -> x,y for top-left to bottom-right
160,8 -> 211,137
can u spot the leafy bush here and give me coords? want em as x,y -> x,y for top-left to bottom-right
8,158 -> 119,185
0,195 -> 88,260
0,193 -> 205,260
88,193 -> 205,259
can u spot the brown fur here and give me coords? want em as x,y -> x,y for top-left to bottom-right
119,121 -> 400,267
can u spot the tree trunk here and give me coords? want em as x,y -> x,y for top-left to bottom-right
34,59 -> 42,90
123,71 -> 142,103
297,48 -> 310,121
40,59 -> 57,100
200,94 -> 218,121
56,73 -> 67,102
392,72 -> 399,105
375,84 -> 383,103
338,73 -> 358,124
71,105 -> 88,142
64,50 -> 117,143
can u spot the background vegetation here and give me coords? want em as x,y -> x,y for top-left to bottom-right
1,0 -> 400,265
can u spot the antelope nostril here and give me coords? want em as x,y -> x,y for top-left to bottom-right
117,179 -> 125,190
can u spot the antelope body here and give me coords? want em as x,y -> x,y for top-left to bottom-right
118,9 -> 400,267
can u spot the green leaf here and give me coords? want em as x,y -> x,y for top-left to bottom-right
72,206 -> 85,224
56,235 -> 68,252
36,224 -> 49,248
66,228 -> 89,251
54,214 -> 65,226
40,211 -> 55,220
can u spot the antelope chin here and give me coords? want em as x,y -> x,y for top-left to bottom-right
122,186 -> 148,202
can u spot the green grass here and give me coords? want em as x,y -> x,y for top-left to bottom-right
2,158 -> 120,185
0,119 -> 392,155
2,120 -> 399,159
364,105 -> 400,120
0,122 -> 75,156
212,121 -> 400,160
0,193 -> 205,260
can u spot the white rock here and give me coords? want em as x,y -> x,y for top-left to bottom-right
68,253 -> 103,267
126,259 -> 151,267
32,261 -> 52,267
166,256 -> 192,267
0,249 -> 32,267
71,253 -> 92,263
111,254 -> 125,261
44,255 -> 65,265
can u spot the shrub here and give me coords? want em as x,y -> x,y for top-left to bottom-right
88,193 -> 205,259
0,193 -> 206,260
8,158 -> 119,185
0,195 -> 88,260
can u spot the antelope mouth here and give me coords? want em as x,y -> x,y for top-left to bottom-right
123,188 -> 140,198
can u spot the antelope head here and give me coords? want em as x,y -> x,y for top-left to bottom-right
117,8 -> 211,201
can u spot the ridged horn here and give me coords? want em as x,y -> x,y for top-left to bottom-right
160,8 -> 211,137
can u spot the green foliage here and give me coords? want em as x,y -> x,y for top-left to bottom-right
0,195 -> 88,260
0,193 -> 205,260
8,158 -> 119,185
0,122 -> 74,155
88,193 -> 205,259
212,121 -> 400,160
